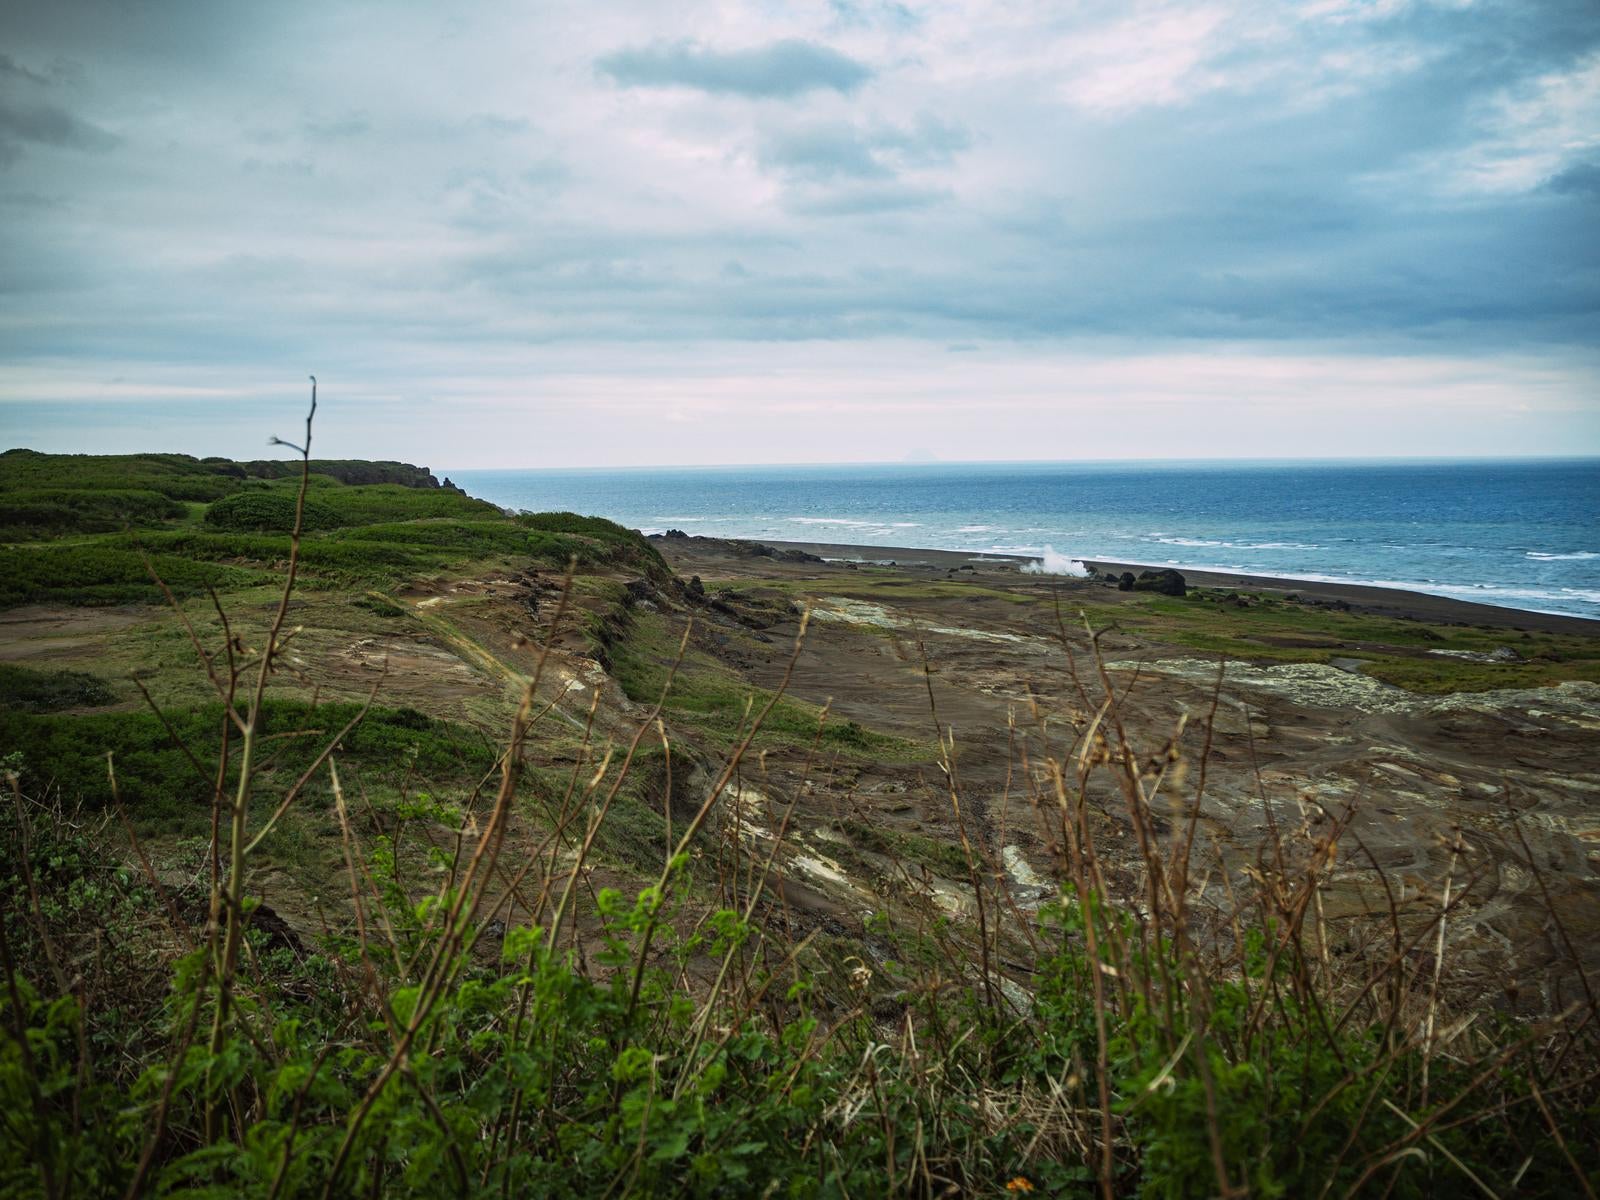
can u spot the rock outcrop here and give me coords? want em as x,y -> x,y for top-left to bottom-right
1132,568 -> 1187,597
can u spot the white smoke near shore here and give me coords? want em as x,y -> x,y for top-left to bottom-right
1022,546 -> 1090,577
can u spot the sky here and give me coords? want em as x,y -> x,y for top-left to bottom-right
1,0 -> 1597,468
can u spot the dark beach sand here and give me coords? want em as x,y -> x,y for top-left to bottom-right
760,540 -> 1600,637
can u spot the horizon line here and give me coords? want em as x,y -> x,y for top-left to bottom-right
444,452 -> 1600,473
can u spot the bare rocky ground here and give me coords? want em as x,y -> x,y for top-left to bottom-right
6,536 -> 1598,1015
648,537 -> 1600,1016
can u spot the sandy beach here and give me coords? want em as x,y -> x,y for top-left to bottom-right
760,539 -> 1600,637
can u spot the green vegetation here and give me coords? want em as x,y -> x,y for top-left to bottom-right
0,542 -> 269,608
0,448 -> 443,498
204,491 -> 344,533
575,745 -> 693,870
517,511 -> 673,580
1356,654 -> 1600,693
0,664 -> 116,713
4,666 -> 1595,1198
833,816 -> 969,878
353,594 -> 407,619
0,488 -> 186,539
744,572 -> 1600,693
612,609 -> 914,757
0,452 -> 664,609
1,699 -> 497,830
295,481 -> 503,525
1131,591 -> 1600,692
0,448 -> 252,502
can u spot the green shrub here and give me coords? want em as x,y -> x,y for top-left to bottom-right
145,528 -> 419,569
0,543 -> 267,608
237,458 -> 444,487
204,491 -> 342,533
305,483 -> 502,526
518,511 -> 668,572
0,449 -> 246,501
338,519 -> 533,556
0,664 -> 116,712
0,488 -> 186,538
0,699 -> 495,825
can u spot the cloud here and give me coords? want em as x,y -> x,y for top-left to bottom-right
0,53 -> 51,86
755,115 -> 971,219
870,114 -> 970,165
0,47 -> 118,167
0,0 -> 1595,464
1546,156 -> 1600,197
596,38 -> 872,98
1417,50 -> 1600,194
0,98 -> 118,159
787,181 -> 949,216
759,124 -> 892,180
303,112 -> 370,139
827,1 -> 920,32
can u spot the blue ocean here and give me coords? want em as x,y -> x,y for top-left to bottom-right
447,460 -> 1600,620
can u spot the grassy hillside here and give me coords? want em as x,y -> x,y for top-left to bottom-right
0,449 -> 665,608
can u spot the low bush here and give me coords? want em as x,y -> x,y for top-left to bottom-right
1,699 -> 496,826
0,544 -> 267,607
204,491 -> 342,533
139,529 -> 426,576
0,449 -> 246,502
0,488 -> 185,538
338,519 -> 533,556
4,770 -> 1594,1197
519,511 -> 670,573
306,483 -> 503,526
0,664 -> 116,712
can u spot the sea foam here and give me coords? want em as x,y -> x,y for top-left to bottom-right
1022,546 -> 1090,577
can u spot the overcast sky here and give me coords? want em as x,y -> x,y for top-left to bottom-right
2,0 -> 1597,467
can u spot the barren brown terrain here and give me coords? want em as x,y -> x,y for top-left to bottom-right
6,529 -> 1599,1017
644,535 -> 1600,1014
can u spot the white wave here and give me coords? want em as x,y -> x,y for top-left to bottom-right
1526,551 -> 1599,561
1152,536 -> 1319,551
1021,545 -> 1090,577
786,517 -> 878,527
